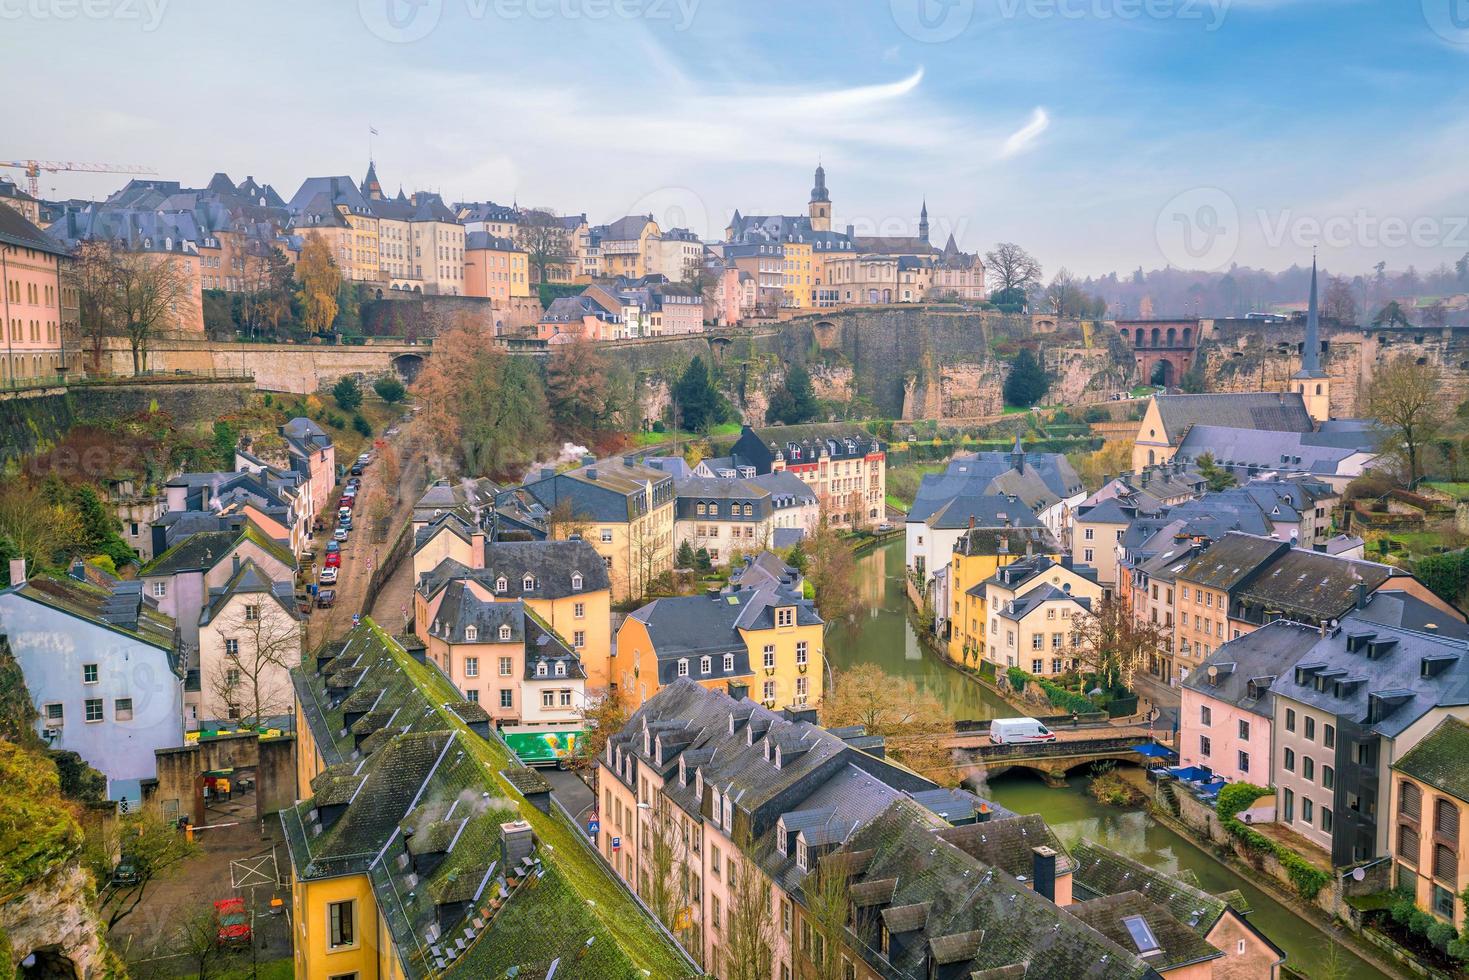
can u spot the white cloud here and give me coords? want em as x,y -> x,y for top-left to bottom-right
998,108 -> 1050,159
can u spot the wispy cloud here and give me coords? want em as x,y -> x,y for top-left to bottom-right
998,108 -> 1050,159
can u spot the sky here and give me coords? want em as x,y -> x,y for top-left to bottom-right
6,0 -> 1469,279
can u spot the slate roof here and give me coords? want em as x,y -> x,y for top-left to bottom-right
1181,621 -> 1322,718
282,622 -> 659,980
1272,597 -> 1469,739
1173,533 -> 1291,593
728,552 -> 802,593
1069,891 -> 1223,972
142,523 -> 294,578
1070,838 -> 1230,936
627,586 -> 822,684
1393,716 -> 1469,802
520,459 -> 673,524
199,558 -> 301,626
953,524 -> 1059,560
0,203 -> 69,256
1347,589 -> 1469,639
417,539 -> 609,601
1176,425 -> 1375,477
1152,393 -> 1314,445
934,813 -> 1072,880
1234,548 -> 1395,624
426,583 -> 526,645
412,478 -> 497,528
674,477 -> 773,520
926,493 -> 1041,531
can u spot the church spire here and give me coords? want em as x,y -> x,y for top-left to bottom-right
1294,252 -> 1325,379
919,198 -> 929,243
809,162 -> 829,204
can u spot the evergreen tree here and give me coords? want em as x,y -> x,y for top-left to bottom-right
695,547 -> 713,573
766,363 -> 819,425
674,356 -> 724,432
1003,348 -> 1049,408
373,376 -> 407,403
676,540 -> 696,569
786,539 -> 808,575
333,375 -> 363,411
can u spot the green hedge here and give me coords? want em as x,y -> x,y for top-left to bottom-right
1216,782 -> 1331,900
1004,667 -> 1093,714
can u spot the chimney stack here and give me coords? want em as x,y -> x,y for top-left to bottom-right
1355,581 -> 1369,610
1031,845 -> 1057,902
8,558 -> 25,587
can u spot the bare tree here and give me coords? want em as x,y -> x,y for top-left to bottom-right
515,208 -> 572,286
800,852 -> 852,980
1323,274 -> 1358,326
723,854 -> 774,980
1367,355 -> 1447,486
85,808 -> 199,930
984,242 -> 1042,299
70,239 -> 119,374
207,598 -> 302,726
113,250 -> 190,374
1069,592 -> 1170,692
822,664 -> 956,783
641,795 -> 698,960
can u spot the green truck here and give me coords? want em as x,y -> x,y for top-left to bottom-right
501,727 -> 585,768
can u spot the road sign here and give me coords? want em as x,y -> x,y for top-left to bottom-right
352,613 -> 361,626
588,819 -> 600,835
611,836 -> 621,851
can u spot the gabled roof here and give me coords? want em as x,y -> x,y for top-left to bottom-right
1070,838 -> 1230,937
1173,533 -> 1290,593
1394,716 -> 1469,802
199,558 -> 300,625
1151,393 -> 1314,446
3,572 -> 177,653
1181,621 -> 1321,717
1069,891 -> 1223,972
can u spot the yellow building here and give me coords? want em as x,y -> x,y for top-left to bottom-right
1390,717 -> 1469,929
616,554 -> 823,708
944,527 -> 1060,666
978,556 -> 1102,675
781,240 -> 813,309
522,458 -> 676,603
598,215 -> 660,280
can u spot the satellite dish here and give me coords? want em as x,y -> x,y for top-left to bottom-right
1352,867 -> 1366,882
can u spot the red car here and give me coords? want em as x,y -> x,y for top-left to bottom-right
339,495 -> 356,510
214,897 -> 251,947
324,552 -> 341,568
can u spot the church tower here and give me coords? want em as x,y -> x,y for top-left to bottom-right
1292,255 -> 1330,426
919,198 -> 929,244
809,162 -> 831,232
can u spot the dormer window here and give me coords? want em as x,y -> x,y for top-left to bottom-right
679,756 -> 687,785
465,626 -> 477,642
537,662 -> 548,677
774,746 -> 783,769
777,607 -> 795,627
700,656 -> 712,674
677,659 -> 689,677
776,818 -> 787,856
495,576 -> 508,594
695,770 -> 704,798
723,796 -> 733,830
723,653 -> 735,672
523,575 -> 536,591
796,838 -> 809,871
499,624 -> 512,641
571,573 -> 583,591
555,661 -> 566,677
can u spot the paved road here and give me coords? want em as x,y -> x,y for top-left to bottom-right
542,767 -> 598,836
304,413 -> 427,648
942,721 -> 1169,751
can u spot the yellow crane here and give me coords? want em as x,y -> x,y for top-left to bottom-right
0,159 -> 157,198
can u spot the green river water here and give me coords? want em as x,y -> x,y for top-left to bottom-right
824,540 -> 1395,980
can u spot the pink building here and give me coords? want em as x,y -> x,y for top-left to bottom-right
652,292 -> 704,335
1178,622 -> 1321,784
0,205 -> 69,383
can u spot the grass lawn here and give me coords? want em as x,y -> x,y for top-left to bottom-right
886,461 -> 947,510
1426,482 -> 1469,501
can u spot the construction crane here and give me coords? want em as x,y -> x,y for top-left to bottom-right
0,160 -> 157,198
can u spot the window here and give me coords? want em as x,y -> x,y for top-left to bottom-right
762,680 -> 776,702
574,630 -> 586,649
1199,735 -> 1212,757
559,690 -> 572,707
1283,748 -> 1295,772
796,641 -> 808,665
677,659 -> 689,677
464,626 -> 478,642
1323,765 -> 1334,789
114,698 -> 133,721
1238,751 -> 1249,772
542,691 -> 555,708
1084,548 -> 1094,563
82,664 -> 98,684
1324,723 -> 1335,748
1200,705 -> 1212,727
1434,884 -> 1456,919
1085,527 -> 1095,541
1303,798 -> 1314,823
1437,798 -> 1460,842
466,690 -> 479,703
465,657 -> 479,677
536,663 -> 548,677
328,899 -> 356,949
1303,757 -> 1315,781
1122,915 -> 1160,955
1322,807 -> 1333,833
763,646 -> 775,669
495,576 -> 508,593
600,529 -> 613,543
523,575 -> 536,591
571,573 -> 583,591
43,703 -> 62,724
244,604 -> 260,621
1283,788 -> 1295,823
1285,708 -> 1296,733
498,624 -> 512,641
776,608 -> 794,627
574,602 -> 585,619
499,657 -> 512,676
151,580 -> 167,598
224,638 -> 239,657
499,689 -> 513,708
1238,719 -> 1250,740
1305,717 -> 1316,741
699,656 -> 712,675
84,699 -> 103,723
711,894 -> 722,931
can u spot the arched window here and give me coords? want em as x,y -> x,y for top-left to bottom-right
1315,384 -> 1323,396
1148,450 -> 1156,465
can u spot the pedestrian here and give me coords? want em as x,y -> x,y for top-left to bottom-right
1072,712 -> 1079,728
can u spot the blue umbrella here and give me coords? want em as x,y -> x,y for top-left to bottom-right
1133,742 -> 1176,759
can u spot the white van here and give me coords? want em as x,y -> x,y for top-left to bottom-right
989,718 -> 1057,745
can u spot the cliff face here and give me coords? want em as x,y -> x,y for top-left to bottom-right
1,861 -> 111,979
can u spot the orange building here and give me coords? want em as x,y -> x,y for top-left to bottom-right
0,206 -> 69,383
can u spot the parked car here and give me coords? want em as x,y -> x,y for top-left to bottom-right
324,552 -> 341,569
214,898 -> 251,948
339,495 -> 356,510
333,527 -> 350,541
349,464 -> 364,476
876,523 -> 896,533
315,589 -> 336,608
326,540 -> 340,553
111,858 -> 141,887
319,566 -> 338,585
989,718 -> 1057,745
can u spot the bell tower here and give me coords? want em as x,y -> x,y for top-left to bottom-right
808,162 -> 831,232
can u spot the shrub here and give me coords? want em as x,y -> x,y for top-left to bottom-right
651,420 -> 666,434
332,375 -> 363,411
1217,781 -> 1330,900
352,413 -> 373,438
1409,909 -> 1436,937
1427,921 -> 1458,951
373,376 -> 407,404
1005,666 -> 1028,692
1390,895 -> 1417,926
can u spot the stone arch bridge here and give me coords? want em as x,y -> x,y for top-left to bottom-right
937,728 -> 1161,788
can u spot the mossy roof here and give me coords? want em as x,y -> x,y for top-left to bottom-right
1393,716 -> 1469,802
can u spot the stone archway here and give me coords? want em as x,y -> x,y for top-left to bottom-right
19,946 -> 78,980
392,352 -> 426,384
1151,360 -> 1174,387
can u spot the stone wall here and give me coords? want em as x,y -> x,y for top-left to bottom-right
149,732 -> 296,826
0,861 -> 110,979
0,378 -> 254,465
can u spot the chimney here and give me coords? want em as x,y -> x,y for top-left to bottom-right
976,802 -> 992,823
727,680 -> 750,701
470,531 -> 486,569
968,515 -> 975,530
8,558 -> 25,586
586,467 -> 598,481
69,559 -> 86,582
622,455 -> 636,468
1355,581 -> 1369,610
1031,845 -> 1057,902
707,587 -> 722,601
997,535 -> 1009,555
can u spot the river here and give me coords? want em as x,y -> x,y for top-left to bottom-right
824,540 -> 1393,980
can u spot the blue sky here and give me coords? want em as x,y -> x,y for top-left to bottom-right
7,0 -> 1468,277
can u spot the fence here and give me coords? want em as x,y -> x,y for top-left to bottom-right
362,519 -> 413,614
